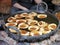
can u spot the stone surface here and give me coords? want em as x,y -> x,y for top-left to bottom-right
0,31 -> 17,45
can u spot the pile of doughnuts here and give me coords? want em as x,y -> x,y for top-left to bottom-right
5,12 -> 57,36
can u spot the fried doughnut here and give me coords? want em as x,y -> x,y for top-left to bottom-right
25,16 -> 34,20
29,12 -> 37,17
20,13 -> 29,17
7,17 -> 16,22
9,28 -> 17,33
18,23 -> 28,29
16,19 -> 26,24
5,23 -> 17,27
28,20 -> 38,25
37,14 -> 47,19
29,30 -> 40,36
39,27 -> 51,34
38,21 -> 48,27
48,23 -> 57,30
9,28 -> 20,33
42,30 -> 51,34
28,25 -> 39,31
20,30 -> 29,36
15,14 -> 24,19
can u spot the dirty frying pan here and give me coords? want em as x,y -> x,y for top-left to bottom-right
2,10 -> 60,42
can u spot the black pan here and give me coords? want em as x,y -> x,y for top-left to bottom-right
2,10 -> 60,42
